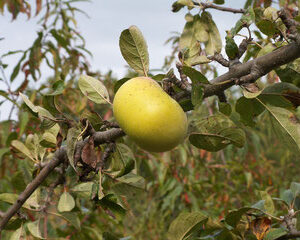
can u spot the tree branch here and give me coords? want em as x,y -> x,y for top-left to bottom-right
175,39 -> 300,101
193,1 -> 245,14
0,128 -> 125,233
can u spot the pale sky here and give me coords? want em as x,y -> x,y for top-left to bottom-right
0,0 -> 245,120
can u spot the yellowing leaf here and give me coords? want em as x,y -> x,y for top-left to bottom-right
57,192 -> 75,212
27,220 -> 44,239
78,75 -> 110,104
11,140 -> 35,161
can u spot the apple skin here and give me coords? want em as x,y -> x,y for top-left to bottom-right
113,77 -> 187,152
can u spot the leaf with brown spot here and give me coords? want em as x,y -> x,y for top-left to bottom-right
250,217 -> 271,240
81,136 -> 98,169
289,114 -> 300,124
243,83 -> 261,94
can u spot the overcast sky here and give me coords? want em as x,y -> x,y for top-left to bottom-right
0,0 -> 245,120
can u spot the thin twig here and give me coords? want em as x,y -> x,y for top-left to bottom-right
207,53 -> 229,67
193,1 -> 245,14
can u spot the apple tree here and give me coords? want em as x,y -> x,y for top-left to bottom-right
0,0 -> 300,239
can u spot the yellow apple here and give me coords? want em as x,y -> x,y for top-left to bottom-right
113,77 -> 187,152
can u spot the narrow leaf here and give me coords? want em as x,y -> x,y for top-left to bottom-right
66,127 -> 81,171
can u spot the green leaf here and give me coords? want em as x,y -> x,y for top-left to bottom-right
72,182 -> 94,198
27,221 -> 44,239
109,143 -> 136,177
0,147 -> 10,163
167,211 -> 208,240
281,189 -> 294,206
235,97 -> 265,126
225,37 -> 239,60
172,2 -> 185,12
10,51 -> 27,82
55,212 -> 81,230
50,29 -> 69,48
42,95 -> 60,116
10,225 -> 24,240
66,127 -> 81,171
182,66 -> 209,84
179,98 -> 194,112
20,93 -> 57,126
291,182 -> 300,197
177,0 -> 194,7
40,132 -> 57,148
191,83 -> 203,106
219,102 -> 232,116
225,207 -> 252,228
46,80 -> 65,96
189,114 -> 246,151
265,228 -> 287,240
83,226 -> 103,240
231,8 -> 255,36
201,12 -> 222,55
257,43 -> 275,58
57,191 -> 75,212
98,194 -> 126,221
0,90 -> 18,106
78,75 -> 110,104
179,15 -> 208,65
213,0 -> 224,4
119,25 -> 149,76
11,172 -> 27,191
258,82 -> 299,109
0,193 -> 38,210
114,78 -> 130,93
256,19 -> 277,36
260,191 -> 275,214
19,112 -> 29,137
258,100 -> 300,153
181,67 -> 207,106
11,140 -> 35,161
112,173 -> 145,198
276,60 -> 300,86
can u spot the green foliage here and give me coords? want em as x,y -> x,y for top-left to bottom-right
0,0 -> 300,239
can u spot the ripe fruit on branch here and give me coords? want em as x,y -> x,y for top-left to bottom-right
113,77 -> 188,152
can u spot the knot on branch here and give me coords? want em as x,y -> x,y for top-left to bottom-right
208,53 -> 229,67
237,63 -> 264,85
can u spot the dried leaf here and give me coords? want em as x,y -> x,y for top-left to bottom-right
81,136 -> 98,169
35,0 -> 42,16
250,217 -> 271,240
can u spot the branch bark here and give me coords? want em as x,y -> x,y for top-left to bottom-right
175,40 -> 300,101
193,1 -> 245,14
0,128 -> 125,233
